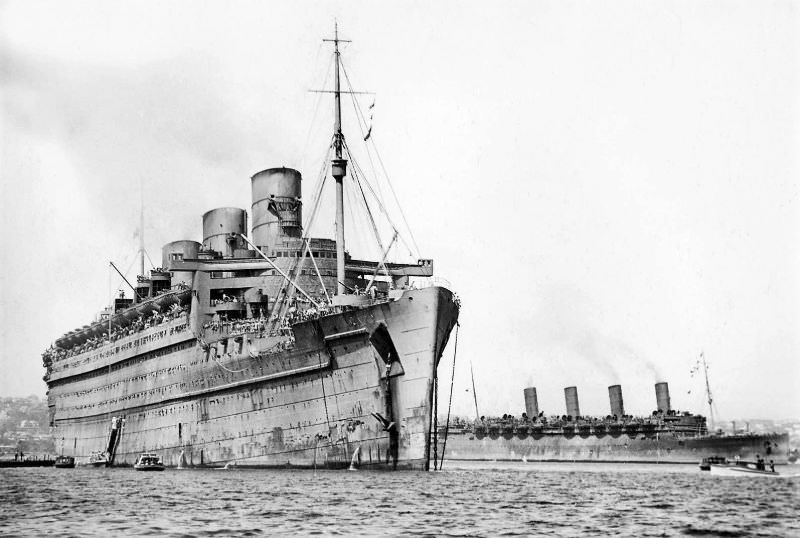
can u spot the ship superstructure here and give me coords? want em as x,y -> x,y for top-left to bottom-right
42,27 -> 460,470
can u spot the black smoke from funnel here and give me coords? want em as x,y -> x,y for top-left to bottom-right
526,286 -> 664,383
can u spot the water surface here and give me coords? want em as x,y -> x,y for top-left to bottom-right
1,462 -> 798,536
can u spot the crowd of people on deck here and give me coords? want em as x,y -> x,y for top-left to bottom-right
211,293 -> 243,306
203,316 -> 268,335
43,279 -> 455,368
458,412 -> 693,432
281,303 -> 333,328
42,303 -> 188,366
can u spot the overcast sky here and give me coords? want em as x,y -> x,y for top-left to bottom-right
1,1 -> 797,421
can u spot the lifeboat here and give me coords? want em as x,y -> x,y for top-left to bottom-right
593,424 -> 607,435
137,302 -> 161,316
624,423 -> 639,435
155,294 -> 178,311
122,308 -> 141,323
89,323 -> 107,338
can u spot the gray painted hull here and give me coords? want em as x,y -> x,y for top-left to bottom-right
436,430 -> 791,464
50,286 -> 459,470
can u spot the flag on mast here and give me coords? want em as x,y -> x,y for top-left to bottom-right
364,99 -> 375,141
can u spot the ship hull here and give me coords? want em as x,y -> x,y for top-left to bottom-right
436,430 -> 791,464
49,286 -> 459,470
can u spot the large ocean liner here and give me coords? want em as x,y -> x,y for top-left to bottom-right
436,380 -> 792,464
41,27 -> 460,470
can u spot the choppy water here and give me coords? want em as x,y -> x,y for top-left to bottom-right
1,462 -> 798,537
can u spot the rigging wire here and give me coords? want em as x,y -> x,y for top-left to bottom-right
343,171 -> 365,257
345,146 -> 393,280
348,170 -> 381,266
339,62 -> 393,239
351,171 -> 383,264
345,146 -> 387,253
317,352 -> 333,442
438,322 -> 459,470
143,249 -> 156,271
303,136 -> 336,231
110,253 -> 141,300
340,58 -> 421,258
340,59 -> 385,206
365,135 -> 422,259
432,371 -> 438,470
306,238 -> 331,302
343,140 -> 417,260
270,138 -> 335,330
343,141 -> 396,234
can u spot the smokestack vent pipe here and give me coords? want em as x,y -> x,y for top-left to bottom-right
655,382 -> 671,413
608,384 -> 625,417
523,387 -> 539,418
564,386 -> 580,418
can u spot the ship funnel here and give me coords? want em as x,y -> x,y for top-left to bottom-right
608,385 -> 625,417
251,167 -> 303,251
162,240 -> 201,288
202,208 -> 247,258
655,382 -> 671,413
564,386 -> 580,417
523,387 -> 539,417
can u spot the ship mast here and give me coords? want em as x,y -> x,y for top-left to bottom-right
324,22 -> 350,295
138,178 -> 145,278
700,352 -> 716,431
470,361 -> 480,420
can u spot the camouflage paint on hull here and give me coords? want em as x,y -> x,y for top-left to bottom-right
437,430 -> 791,464
50,286 -> 459,470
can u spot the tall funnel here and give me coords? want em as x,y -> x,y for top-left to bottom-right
202,208 -> 247,258
655,382 -> 671,413
564,386 -> 580,417
162,240 -> 201,287
608,385 -> 625,417
523,387 -> 539,417
251,167 -> 302,251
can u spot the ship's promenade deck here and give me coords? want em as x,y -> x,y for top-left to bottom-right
45,313 -> 193,383
438,413 -> 708,438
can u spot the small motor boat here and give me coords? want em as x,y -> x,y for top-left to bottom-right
54,456 -> 76,469
133,453 -> 165,471
709,460 -> 779,477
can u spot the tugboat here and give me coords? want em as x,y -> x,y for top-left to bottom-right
54,455 -> 76,469
133,453 -> 165,471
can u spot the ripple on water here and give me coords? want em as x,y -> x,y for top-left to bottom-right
1,464 -> 799,537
